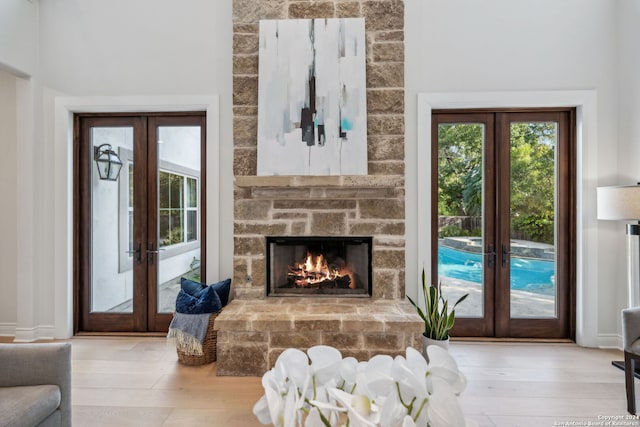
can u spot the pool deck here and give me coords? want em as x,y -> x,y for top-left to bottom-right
441,237 -> 555,260
440,277 -> 555,318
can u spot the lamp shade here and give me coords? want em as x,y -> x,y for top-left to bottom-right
597,185 -> 640,220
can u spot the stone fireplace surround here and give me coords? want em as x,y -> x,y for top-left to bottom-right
216,177 -> 423,376
216,0 -> 422,376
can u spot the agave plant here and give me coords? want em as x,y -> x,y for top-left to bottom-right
407,270 -> 469,341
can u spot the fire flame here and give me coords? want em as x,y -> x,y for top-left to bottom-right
288,251 -> 354,288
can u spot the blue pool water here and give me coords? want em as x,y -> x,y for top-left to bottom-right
438,245 -> 555,295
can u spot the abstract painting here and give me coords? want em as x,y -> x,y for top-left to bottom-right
257,18 -> 367,176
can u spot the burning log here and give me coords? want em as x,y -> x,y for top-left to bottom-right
286,250 -> 354,289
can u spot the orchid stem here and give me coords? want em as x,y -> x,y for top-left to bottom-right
413,398 -> 428,422
304,399 -> 332,427
313,376 -> 317,401
318,409 -> 331,427
395,382 -> 415,411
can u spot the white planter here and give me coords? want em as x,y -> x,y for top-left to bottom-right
421,335 -> 449,362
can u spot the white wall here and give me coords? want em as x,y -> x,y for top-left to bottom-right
44,0 -> 232,338
0,68 -> 18,336
38,0 -> 230,97
0,0 -> 634,343
617,1 -> 640,182
404,0 -> 622,346
614,0 -> 640,339
0,0 -> 41,339
0,0 -> 233,338
0,0 -> 38,76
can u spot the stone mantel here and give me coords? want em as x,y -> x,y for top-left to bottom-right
234,175 -> 404,189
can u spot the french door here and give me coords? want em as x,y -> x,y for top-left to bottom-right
75,113 -> 206,333
431,109 -> 575,338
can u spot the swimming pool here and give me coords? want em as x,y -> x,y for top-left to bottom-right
438,245 -> 555,295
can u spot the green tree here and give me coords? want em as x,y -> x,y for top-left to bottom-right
437,123 -> 483,217
437,121 -> 556,244
509,122 -> 556,243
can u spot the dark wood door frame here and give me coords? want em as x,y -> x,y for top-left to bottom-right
74,112 -> 206,334
431,112 -> 496,337
494,111 -> 574,338
431,108 -> 576,340
146,115 -> 207,332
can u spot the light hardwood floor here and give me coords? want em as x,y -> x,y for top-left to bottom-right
55,338 -> 634,426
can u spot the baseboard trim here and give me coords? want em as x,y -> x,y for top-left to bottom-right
74,332 -> 167,338
453,337 -> 574,343
0,323 -> 16,337
597,333 -> 622,350
13,325 -> 56,342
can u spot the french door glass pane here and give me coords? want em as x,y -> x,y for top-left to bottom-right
156,126 -> 201,313
91,127 -> 134,313
509,122 -> 557,318
437,123 -> 485,318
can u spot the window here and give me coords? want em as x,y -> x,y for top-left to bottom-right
158,171 -> 199,247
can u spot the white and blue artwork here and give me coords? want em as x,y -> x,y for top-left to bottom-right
257,18 -> 368,176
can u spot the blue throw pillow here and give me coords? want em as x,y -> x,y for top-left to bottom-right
211,278 -> 231,307
180,277 -> 207,297
175,286 -> 222,314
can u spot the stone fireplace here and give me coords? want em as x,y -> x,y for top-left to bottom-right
215,0 -> 422,376
266,236 -> 372,297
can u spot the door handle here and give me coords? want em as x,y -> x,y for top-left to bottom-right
125,243 -> 141,265
502,244 -> 511,267
146,243 -> 165,264
487,244 -> 496,268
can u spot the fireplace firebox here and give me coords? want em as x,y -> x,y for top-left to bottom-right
266,236 -> 373,297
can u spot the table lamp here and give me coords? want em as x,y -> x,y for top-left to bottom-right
597,184 -> 640,308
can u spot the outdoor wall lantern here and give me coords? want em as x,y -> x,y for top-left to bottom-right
94,144 -> 123,181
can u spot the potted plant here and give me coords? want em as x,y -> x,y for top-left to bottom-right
407,269 -> 468,358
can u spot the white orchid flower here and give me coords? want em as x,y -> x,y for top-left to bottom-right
339,356 -> 359,391
304,407 -> 329,427
308,391 -> 348,427
253,371 -> 284,425
425,346 -> 467,395
378,384 -> 412,427
401,415 -> 417,427
381,350 -> 430,425
425,376 -> 467,427
359,354 -> 395,398
252,394 -> 272,425
282,384 -> 300,427
254,345 -> 472,427
311,388 -> 381,427
256,379 -> 286,426
328,388 -> 381,427
308,345 -> 343,385
391,349 -> 429,404
300,345 -> 347,425
253,349 -> 311,426
275,348 -> 311,391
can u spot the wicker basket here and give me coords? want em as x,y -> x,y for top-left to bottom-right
176,311 -> 219,366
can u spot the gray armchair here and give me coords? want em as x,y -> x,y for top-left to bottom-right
0,342 -> 71,427
623,307 -> 640,414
